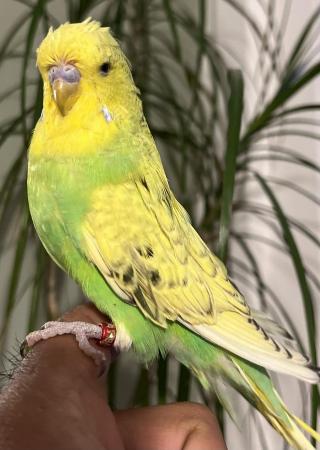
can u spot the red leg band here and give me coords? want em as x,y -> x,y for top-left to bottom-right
97,322 -> 116,346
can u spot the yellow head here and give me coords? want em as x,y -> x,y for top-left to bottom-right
36,19 -> 141,123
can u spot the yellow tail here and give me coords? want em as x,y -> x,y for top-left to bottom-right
233,360 -> 320,450
292,415 -> 320,446
268,412 -> 319,450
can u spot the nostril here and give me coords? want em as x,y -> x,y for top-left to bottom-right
48,64 -> 80,84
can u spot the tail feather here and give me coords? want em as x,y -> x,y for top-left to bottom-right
168,323 -> 319,450
292,415 -> 320,442
232,358 -> 319,450
208,360 -> 319,450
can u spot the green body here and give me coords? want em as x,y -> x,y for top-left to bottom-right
27,152 -> 289,423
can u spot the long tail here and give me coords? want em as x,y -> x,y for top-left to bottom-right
230,358 -> 320,450
167,323 -> 320,450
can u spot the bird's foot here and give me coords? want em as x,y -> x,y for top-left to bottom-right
21,321 -> 116,367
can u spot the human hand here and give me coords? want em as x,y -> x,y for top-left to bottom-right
0,304 -> 226,450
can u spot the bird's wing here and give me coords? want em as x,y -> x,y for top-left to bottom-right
83,177 -> 246,324
82,177 -> 317,382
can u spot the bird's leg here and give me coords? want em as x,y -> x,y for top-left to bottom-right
21,321 -> 116,368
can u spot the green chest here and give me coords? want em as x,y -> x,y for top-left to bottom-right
27,157 -> 99,268
27,152 -> 137,267
29,158 -> 86,224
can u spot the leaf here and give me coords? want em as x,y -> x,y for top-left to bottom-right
157,356 -> 168,404
27,245 -> 45,332
271,103 -> 320,120
282,4 -> 320,82
132,367 -> 149,407
162,0 -> 181,60
254,173 -> 318,431
177,363 -> 191,402
0,202 -> 30,346
20,0 -> 47,146
238,146 -> 320,175
218,69 -> 244,261
243,62 -> 320,141
233,234 -> 268,308
0,10 -> 32,69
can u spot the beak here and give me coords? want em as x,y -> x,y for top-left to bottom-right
48,64 -> 80,115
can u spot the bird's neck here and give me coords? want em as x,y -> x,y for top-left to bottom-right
30,90 -> 144,159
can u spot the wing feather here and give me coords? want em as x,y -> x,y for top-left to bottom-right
82,176 -> 318,382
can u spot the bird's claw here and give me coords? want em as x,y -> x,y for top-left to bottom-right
23,320 -> 117,368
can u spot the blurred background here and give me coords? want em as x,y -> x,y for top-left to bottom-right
0,1 -> 319,449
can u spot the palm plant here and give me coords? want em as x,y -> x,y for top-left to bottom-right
0,1 -> 319,448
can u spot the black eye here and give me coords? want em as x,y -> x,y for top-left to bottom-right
100,62 -> 110,75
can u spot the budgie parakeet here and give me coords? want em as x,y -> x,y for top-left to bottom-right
26,19 -> 320,449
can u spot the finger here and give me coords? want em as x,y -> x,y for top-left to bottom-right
60,303 -> 117,377
23,304 -> 116,387
61,303 -> 111,325
114,402 -> 227,450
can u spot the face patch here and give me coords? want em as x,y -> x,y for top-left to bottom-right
102,105 -> 112,123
